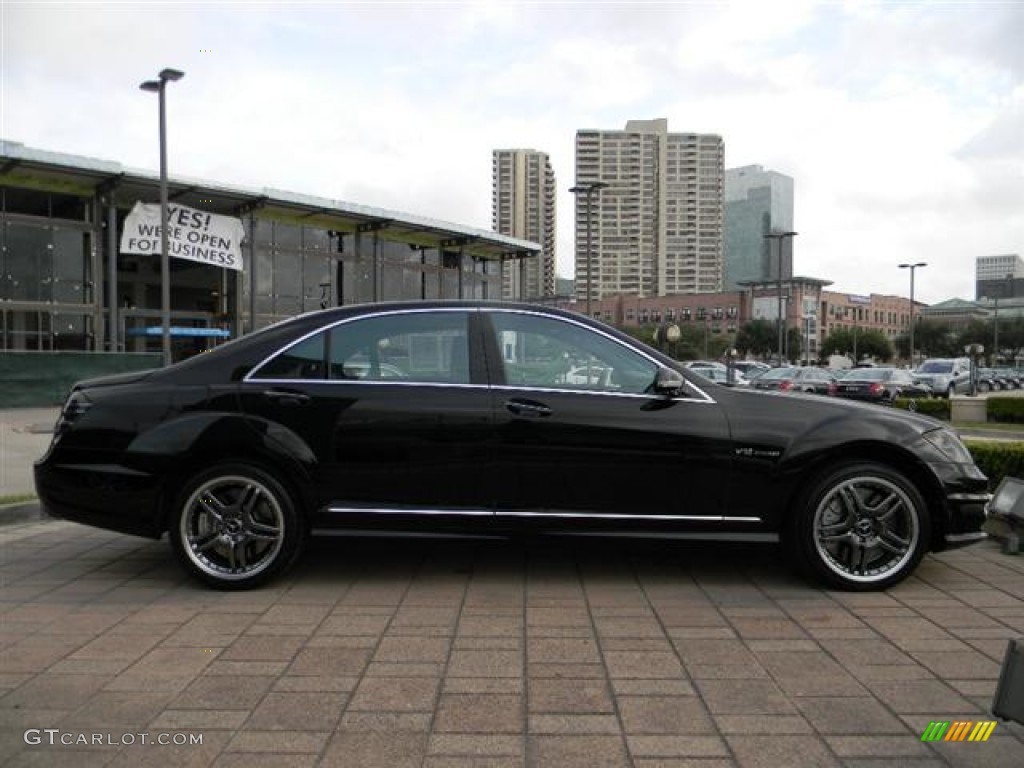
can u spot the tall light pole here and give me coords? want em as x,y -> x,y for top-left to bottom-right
993,273 -> 1013,365
765,231 -> 797,363
140,67 -> 185,366
898,262 -> 926,367
569,181 -> 608,317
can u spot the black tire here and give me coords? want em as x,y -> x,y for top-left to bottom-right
169,463 -> 304,589
788,462 -> 931,591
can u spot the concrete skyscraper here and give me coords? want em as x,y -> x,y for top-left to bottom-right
573,118 -> 724,302
724,165 -> 795,291
491,149 -> 556,299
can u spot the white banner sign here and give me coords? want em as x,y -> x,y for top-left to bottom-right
120,202 -> 245,271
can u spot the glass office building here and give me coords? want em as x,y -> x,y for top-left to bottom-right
724,165 -> 794,291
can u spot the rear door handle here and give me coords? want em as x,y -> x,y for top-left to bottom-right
263,389 -> 311,406
505,399 -> 552,418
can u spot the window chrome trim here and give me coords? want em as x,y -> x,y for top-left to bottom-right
244,377 -> 488,390
245,306 -> 475,384
484,307 -> 716,404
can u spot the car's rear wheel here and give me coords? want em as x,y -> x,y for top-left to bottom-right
169,463 -> 304,589
789,462 -> 930,591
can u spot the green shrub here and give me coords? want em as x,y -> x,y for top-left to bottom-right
986,397 -> 1024,424
893,397 -> 950,420
964,440 -> 1024,488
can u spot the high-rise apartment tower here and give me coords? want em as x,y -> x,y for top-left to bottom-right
573,118 -> 724,302
492,149 -> 556,299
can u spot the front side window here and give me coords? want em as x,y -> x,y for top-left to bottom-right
252,311 -> 471,384
490,311 -> 658,394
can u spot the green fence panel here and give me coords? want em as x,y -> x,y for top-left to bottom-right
0,352 -> 162,407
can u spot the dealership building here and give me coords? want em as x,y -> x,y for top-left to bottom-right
0,140 -> 540,363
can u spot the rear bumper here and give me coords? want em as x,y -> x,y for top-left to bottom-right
34,459 -> 165,539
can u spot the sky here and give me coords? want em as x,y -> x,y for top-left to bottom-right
2,0 -> 1022,305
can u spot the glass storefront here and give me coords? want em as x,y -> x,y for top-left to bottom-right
1,188 -> 96,350
1,183 -> 511,356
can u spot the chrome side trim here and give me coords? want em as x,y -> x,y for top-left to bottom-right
324,506 -> 762,524
326,507 -> 492,517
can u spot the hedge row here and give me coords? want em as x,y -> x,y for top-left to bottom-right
893,398 -> 951,419
892,396 -> 1024,425
964,440 -> 1024,488
986,397 -> 1024,424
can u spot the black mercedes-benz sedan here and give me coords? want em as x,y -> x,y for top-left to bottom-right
35,301 -> 990,591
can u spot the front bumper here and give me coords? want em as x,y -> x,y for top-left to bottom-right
941,491 -> 991,549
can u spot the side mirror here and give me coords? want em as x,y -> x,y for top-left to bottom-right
654,367 -> 685,395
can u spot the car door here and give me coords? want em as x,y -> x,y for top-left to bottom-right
482,308 -> 733,526
238,308 -> 494,526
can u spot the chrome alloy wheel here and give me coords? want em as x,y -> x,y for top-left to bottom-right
812,475 -> 920,585
179,475 -> 285,581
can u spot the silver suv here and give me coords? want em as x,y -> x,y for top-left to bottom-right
914,358 -> 971,398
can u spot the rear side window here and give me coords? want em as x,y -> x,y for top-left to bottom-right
251,311 -> 471,384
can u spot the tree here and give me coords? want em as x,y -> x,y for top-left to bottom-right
821,327 -> 893,363
914,319 -> 957,358
735,319 -> 777,360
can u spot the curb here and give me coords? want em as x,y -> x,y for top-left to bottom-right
0,501 -> 47,527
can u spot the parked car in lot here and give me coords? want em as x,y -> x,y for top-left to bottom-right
733,360 -> 771,379
831,367 -> 932,404
914,357 -> 971,398
687,366 -> 750,387
994,369 -> 1022,389
35,301 -> 990,592
975,368 -> 1003,393
750,366 -> 837,395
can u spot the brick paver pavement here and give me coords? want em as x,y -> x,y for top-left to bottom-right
1,520 -> 1023,767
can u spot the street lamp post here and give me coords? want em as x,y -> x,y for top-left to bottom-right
898,262 -> 927,367
569,181 -> 608,317
993,273 -> 1014,365
765,231 -> 798,363
140,67 -> 185,366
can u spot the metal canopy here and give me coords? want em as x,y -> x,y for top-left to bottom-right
0,140 -> 539,263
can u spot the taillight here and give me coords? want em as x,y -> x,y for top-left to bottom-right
827,383 -> 837,396
779,380 -> 793,391
869,383 -> 884,395
54,390 -> 92,436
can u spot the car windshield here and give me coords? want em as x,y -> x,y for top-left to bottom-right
917,361 -> 952,374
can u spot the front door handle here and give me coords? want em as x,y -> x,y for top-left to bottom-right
263,389 -> 311,406
505,399 -> 552,418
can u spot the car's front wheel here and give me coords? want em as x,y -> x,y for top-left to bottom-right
169,463 -> 304,589
789,462 -> 930,591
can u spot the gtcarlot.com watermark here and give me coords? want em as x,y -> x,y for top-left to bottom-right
24,729 -> 203,747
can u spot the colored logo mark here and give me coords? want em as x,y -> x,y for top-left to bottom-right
920,721 -> 997,742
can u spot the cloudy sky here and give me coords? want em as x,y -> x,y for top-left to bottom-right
3,0 -> 1022,305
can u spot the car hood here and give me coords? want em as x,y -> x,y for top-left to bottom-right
716,385 -> 945,442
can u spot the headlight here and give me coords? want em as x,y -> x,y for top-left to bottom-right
922,427 -> 974,464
